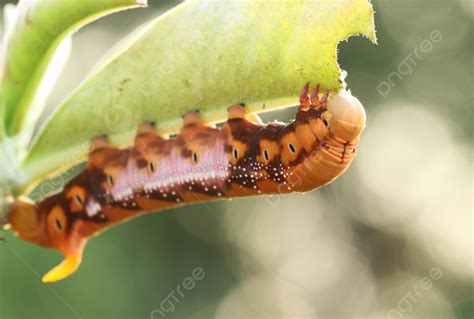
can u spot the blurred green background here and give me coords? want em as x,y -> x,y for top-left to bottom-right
0,0 -> 472,318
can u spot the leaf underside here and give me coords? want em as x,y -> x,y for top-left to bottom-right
18,0 -> 376,195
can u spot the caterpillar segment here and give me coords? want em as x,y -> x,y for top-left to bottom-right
8,84 -> 366,283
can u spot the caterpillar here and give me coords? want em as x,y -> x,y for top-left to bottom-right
8,84 -> 366,283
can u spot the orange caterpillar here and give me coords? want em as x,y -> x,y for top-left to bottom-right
9,84 -> 366,282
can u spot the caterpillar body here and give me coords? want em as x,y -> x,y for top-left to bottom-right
9,84 -> 366,283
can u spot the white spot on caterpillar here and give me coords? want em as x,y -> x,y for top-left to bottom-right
86,201 -> 101,217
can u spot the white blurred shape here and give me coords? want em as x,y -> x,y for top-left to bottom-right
458,0 -> 474,16
219,193 -> 377,316
358,105 -> 452,207
356,104 -> 473,278
415,144 -> 473,279
214,276 -> 316,319
378,272 -> 455,318
277,239 -> 376,318
223,193 -> 352,269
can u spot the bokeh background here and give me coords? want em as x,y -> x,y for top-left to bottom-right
0,0 -> 472,318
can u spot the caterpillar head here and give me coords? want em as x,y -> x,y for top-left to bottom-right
325,91 -> 366,141
9,197 -> 51,247
9,196 -> 86,283
298,84 -> 366,145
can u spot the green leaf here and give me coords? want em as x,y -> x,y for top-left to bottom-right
0,0 -> 147,142
18,0 -> 376,194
